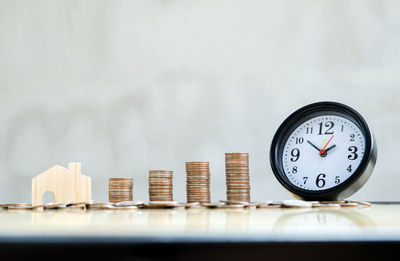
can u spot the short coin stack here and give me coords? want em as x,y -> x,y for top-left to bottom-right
185,162 -> 211,203
148,170 -> 173,202
108,178 -> 134,203
225,153 -> 250,203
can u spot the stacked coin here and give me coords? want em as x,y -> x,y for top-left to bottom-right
185,162 -> 211,203
148,170 -> 173,202
225,153 -> 250,203
108,178 -> 134,203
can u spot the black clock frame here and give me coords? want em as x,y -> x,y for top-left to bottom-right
270,101 -> 377,201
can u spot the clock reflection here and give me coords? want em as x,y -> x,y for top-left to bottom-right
273,208 -> 375,232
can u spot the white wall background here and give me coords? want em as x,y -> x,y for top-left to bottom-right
0,0 -> 398,203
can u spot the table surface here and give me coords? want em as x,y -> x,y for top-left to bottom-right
0,202 -> 399,243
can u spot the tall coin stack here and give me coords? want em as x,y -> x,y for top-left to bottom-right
185,162 -> 211,203
148,170 -> 173,202
108,178 -> 134,203
225,153 -> 250,203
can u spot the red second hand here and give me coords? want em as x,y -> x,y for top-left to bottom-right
320,135 -> 334,155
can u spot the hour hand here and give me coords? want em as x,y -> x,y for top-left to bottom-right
324,144 -> 336,153
307,140 -> 321,152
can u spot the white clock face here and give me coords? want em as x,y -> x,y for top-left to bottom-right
282,115 -> 365,191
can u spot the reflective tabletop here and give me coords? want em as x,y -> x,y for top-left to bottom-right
0,203 -> 399,243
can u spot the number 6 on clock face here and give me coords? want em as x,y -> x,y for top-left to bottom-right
270,102 -> 377,200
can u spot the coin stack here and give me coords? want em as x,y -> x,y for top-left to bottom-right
108,178 -> 134,203
185,162 -> 211,203
148,170 -> 173,202
225,153 -> 250,203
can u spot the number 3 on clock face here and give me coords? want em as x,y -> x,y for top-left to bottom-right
283,115 -> 365,191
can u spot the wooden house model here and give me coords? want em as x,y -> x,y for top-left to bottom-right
32,162 -> 91,205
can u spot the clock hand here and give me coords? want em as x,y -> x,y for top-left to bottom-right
324,144 -> 336,153
319,135 -> 334,155
307,140 -> 321,152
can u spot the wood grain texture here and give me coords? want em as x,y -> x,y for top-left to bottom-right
32,162 -> 91,205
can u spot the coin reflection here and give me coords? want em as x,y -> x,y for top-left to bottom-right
225,209 -> 250,230
185,208 -> 209,233
105,209 -> 143,227
147,209 -> 175,229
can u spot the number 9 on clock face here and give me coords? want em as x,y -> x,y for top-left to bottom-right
270,102 -> 377,200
